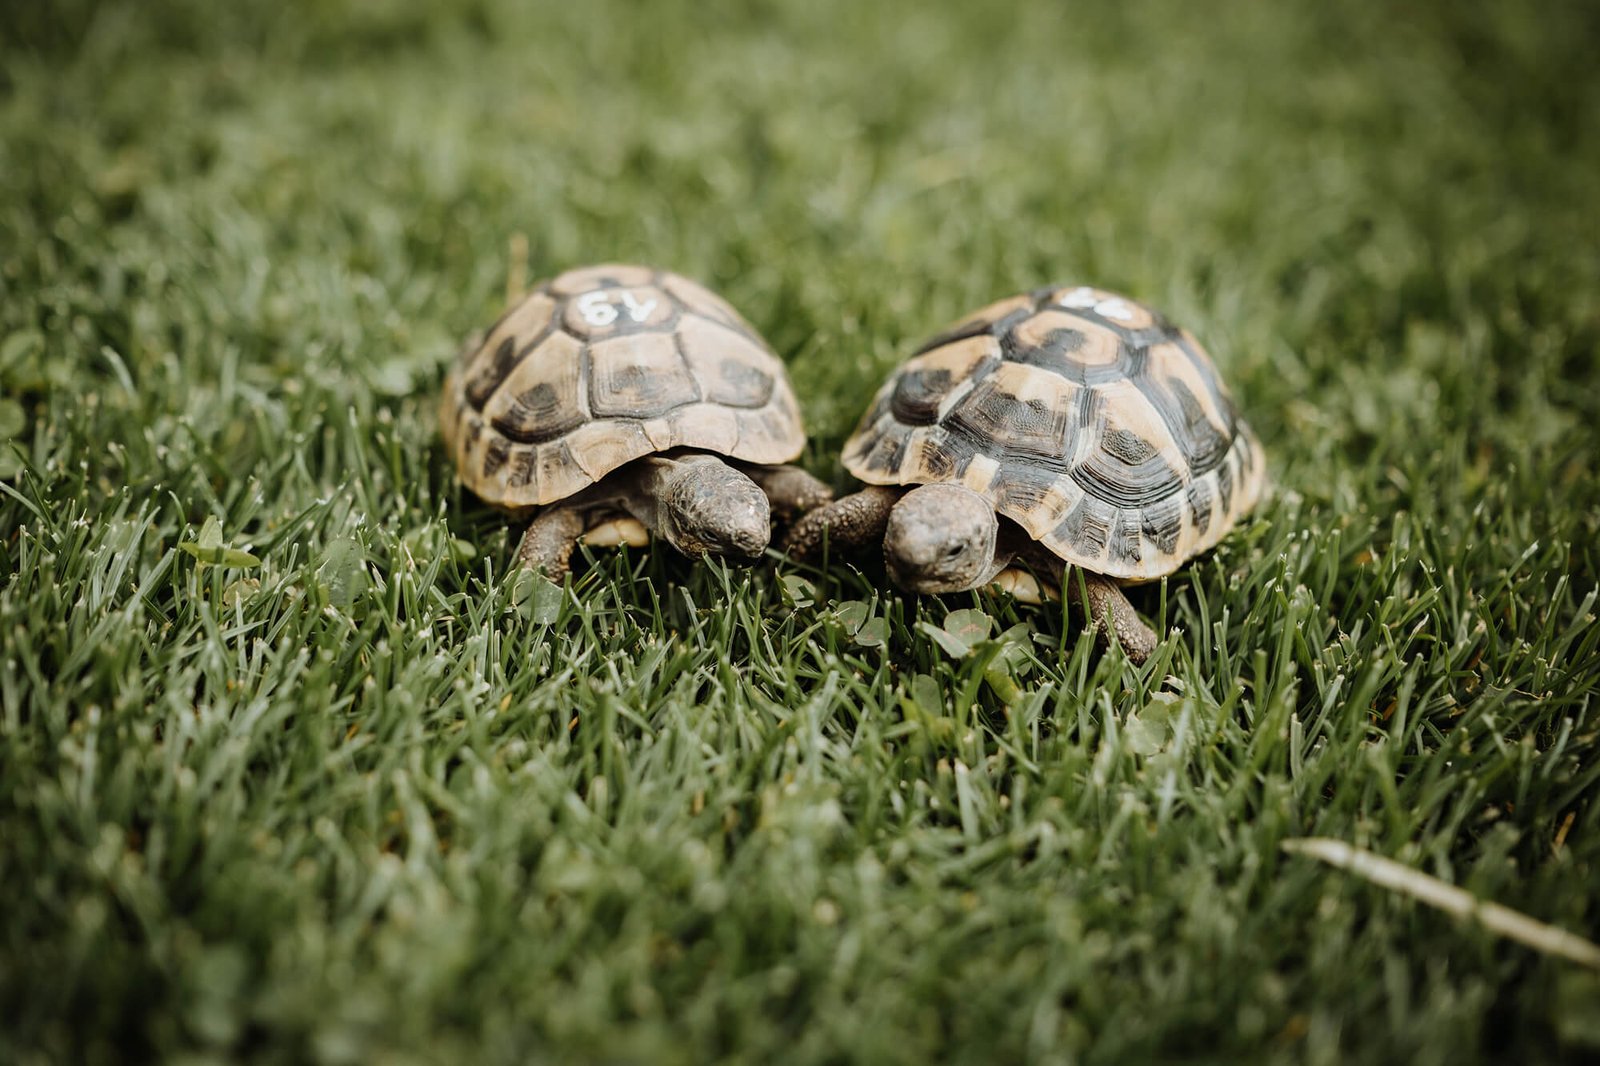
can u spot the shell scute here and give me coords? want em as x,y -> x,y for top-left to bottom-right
481,331 -> 585,444
586,332 -> 699,419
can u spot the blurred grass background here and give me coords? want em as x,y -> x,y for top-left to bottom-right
3,0 -> 1599,1062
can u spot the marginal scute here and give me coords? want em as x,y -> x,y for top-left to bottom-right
1109,510 -> 1143,567
1056,496 -> 1114,558
564,419 -> 653,482
674,403 -> 742,455
1187,478 -> 1214,534
482,437 -> 510,479
1139,497 -> 1184,556
840,285 -> 1266,579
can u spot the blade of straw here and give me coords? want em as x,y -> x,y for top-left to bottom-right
1281,837 -> 1600,969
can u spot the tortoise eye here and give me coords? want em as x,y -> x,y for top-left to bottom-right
946,545 -> 964,560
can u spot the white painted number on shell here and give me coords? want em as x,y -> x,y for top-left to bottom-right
577,289 -> 659,326
1059,286 -> 1134,321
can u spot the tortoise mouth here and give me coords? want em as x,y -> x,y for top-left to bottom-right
701,525 -> 769,564
886,554 -> 986,594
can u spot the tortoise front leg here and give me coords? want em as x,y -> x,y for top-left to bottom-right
781,486 -> 901,559
1066,571 -> 1159,664
742,464 -> 835,524
515,505 -> 587,583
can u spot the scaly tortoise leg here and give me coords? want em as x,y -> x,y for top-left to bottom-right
743,464 -> 835,524
781,486 -> 901,559
1005,542 -> 1158,663
515,506 -> 587,583
1066,570 -> 1159,664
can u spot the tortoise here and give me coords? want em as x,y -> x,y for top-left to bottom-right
441,264 -> 831,580
784,284 -> 1265,662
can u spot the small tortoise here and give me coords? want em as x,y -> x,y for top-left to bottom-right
441,264 -> 831,580
785,285 -> 1265,662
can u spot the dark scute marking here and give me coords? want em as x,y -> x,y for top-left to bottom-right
508,448 -> 539,488
1140,497 -> 1183,556
466,335 -> 524,409
890,368 -> 953,426
992,465 -> 1060,514
707,357 -> 773,408
854,394 -> 890,436
1110,510 -> 1142,566
1235,429 -> 1254,473
1056,496 -> 1114,555
482,438 -> 510,478
859,427 -> 908,474
1215,456 -> 1235,516
1118,345 -> 1149,380
611,366 -> 652,404
1074,456 -> 1184,509
1073,422 -> 1185,508
1003,325 -> 1081,369
1104,428 -> 1156,464
1175,334 -> 1238,421
1187,479 -> 1214,535
1076,386 -> 1104,429
470,283 -> 551,358
1137,375 -> 1230,473
947,383 -> 1071,463
491,383 -> 584,444
916,431 -> 977,480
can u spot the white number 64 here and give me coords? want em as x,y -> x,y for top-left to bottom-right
576,290 -> 619,326
576,289 -> 659,327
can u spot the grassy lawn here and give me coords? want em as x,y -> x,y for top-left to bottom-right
4,0 -> 1599,1062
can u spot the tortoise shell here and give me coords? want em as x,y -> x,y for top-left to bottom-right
441,264 -> 805,510
843,285 -> 1265,581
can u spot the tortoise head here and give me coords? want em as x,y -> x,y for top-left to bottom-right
883,483 -> 999,593
660,459 -> 771,564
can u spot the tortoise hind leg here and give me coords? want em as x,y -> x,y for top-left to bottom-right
781,486 -> 901,559
1067,571 -> 1159,664
515,505 -> 587,583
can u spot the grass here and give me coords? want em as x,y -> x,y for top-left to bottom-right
3,0 -> 1599,1062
